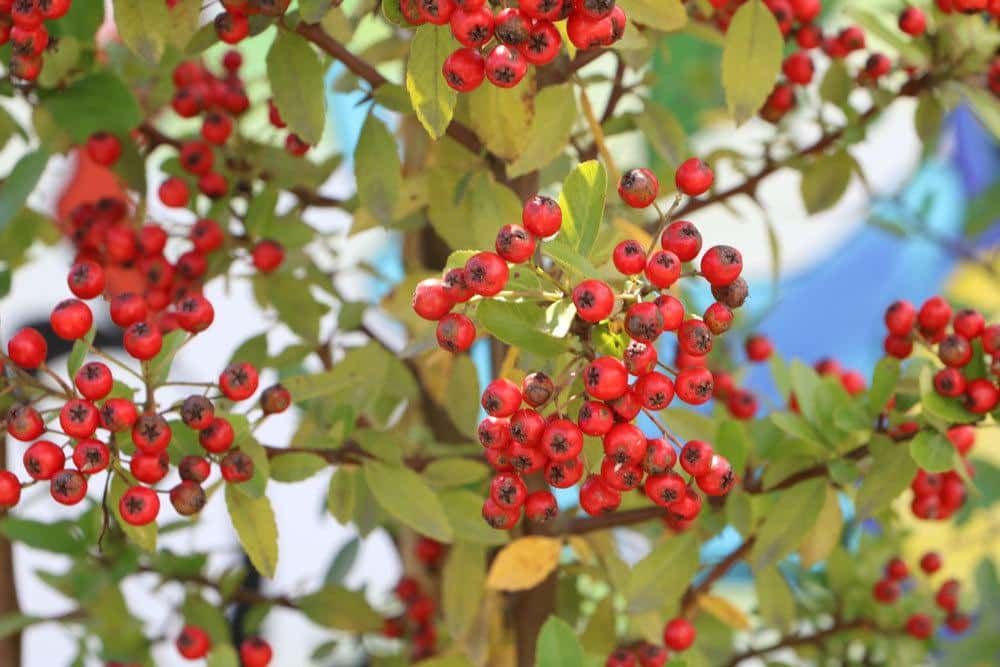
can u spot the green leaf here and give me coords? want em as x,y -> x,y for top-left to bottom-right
224,485 -> 279,578
355,114 -> 401,225
422,458 -> 489,487
964,180 -> 1000,237
919,367 -> 975,423
660,408 -> 716,442
617,0 -> 688,32
909,431 -> 954,473
715,419 -> 751,473
113,0 -> 171,62
819,60 -> 852,108
0,517 -> 85,555
406,25 -> 459,139
800,150 -> 854,215
855,437 -> 917,519
444,355 -> 481,438
799,484 -> 842,568
634,100 -> 688,170
506,84 -> 576,178
0,613 -> 41,640
442,542 -> 485,640
537,616 -> 585,667
754,567 -> 796,631
244,187 -> 279,239
40,73 -> 141,142
868,357 -> 899,416
769,412 -> 826,451
206,645 -> 239,667
270,452 -> 328,482
626,531 -> 699,613
475,299 -> 569,358
267,31 -> 327,146
720,0 -> 783,124
297,584 -> 382,632
427,169 -> 521,251
147,329 -> 187,386
255,273 -> 326,342
438,489 -> 509,545
0,150 -> 49,233
300,0 -> 334,22
559,160 -> 608,256
326,467 -> 357,525
750,478 -> 826,570
466,75 -> 534,161
109,474 -> 157,552
363,461 -> 453,542
66,327 -> 96,377
914,94 -> 944,145
181,594 -> 231,643
0,269 -> 9,298
324,537 -> 360,584
49,0 -> 104,40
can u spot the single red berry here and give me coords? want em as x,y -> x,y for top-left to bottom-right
838,25 -> 866,51
221,450 -> 255,483
59,399 -> 99,439
573,279 -> 615,323
252,239 -> 284,273
885,556 -> 909,581
123,322 -> 163,360
938,334 -> 972,368
412,279 -> 453,320
606,649 -> 638,667
200,417 -> 236,453
50,299 -> 93,340
601,456 -> 644,492
465,251 -> 509,296
634,372 -> 674,410
905,613 -> 934,640
260,384 -> 292,415
545,457 -> 584,488
131,451 -> 169,484
482,497 -> 520,529
918,552 -> 942,576
176,625 -> 212,659
873,578 -> 900,604
180,395 -> 215,431
700,245 -> 743,287
490,472 -> 528,510
519,19 -> 562,65
485,44 -> 528,88
712,277 -> 750,309
132,414 -> 172,454
478,416 -> 511,449
108,292 -> 148,328
6,404 -> 44,442
663,618 -> 695,652
680,440 -> 713,477
510,408 -> 546,446
443,47 -> 486,92
577,400 -> 615,436
540,418 -> 584,462
982,324 -> 999,354
220,362 -> 259,401
481,378 -> 522,417
644,250 -> 682,289
607,387 -> 642,421
840,370 -> 866,396
645,471 -> 686,507
643,438 -> 677,476
696,455 -> 736,496
675,158 -> 714,197
100,398 -> 138,432
745,334 -> 773,362
24,440 -> 65,481
522,195 -> 562,237
936,578 -> 961,612
584,356 -> 629,401
636,643 -> 668,667
783,50 -> 814,84
442,267 -> 474,304
175,294 -> 215,333
520,0 -> 562,20
677,319 -> 713,357
494,6 -> 529,44
727,389 -> 758,420
623,302 -> 663,343
450,6 -> 493,47
602,422 -> 646,465
496,223 -> 536,263
618,168 -> 659,208
521,371 -> 554,407
74,362 -> 113,401
918,296 -> 952,332
883,334 -> 913,359
579,474 -> 621,516
49,469 -> 87,505
0,471 -> 21,508
933,367 -> 966,398
703,302 -> 733,335
613,240 -> 646,275
623,340 -> 657,376
661,220 -> 702,262
946,425 -> 975,456
417,0 -> 456,24
653,295 -> 685,332
7,327 -> 47,368
239,637 -> 273,667
180,141 -> 214,175
72,439 -> 110,475
190,218 -> 224,254
215,10 -> 250,43
524,489 -> 558,522
85,132 -> 122,166
675,366 -> 714,405
964,378 -> 999,414
285,133 -> 311,157
158,176 -> 190,208
170,480 -> 207,516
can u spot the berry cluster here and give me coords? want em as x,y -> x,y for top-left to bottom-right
907,426 -> 975,521
933,0 -> 1000,19
419,0 -> 628,93
603,616 -> 695,666
174,626 -> 272,666
873,554 -> 972,639
212,0 -> 291,44
883,296 -> 999,414
0,0 -> 71,82
384,577 -> 440,661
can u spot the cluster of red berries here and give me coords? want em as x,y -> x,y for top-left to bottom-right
933,0 -> 1000,19
413,157 -> 748,529
883,296 -> 999,414
413,0 -> 627,93
603,617 -> 695,667
903,425 -> 976,521
0,0 -> 71,82
384,577 -> 440,661
173,626 -> 273,666
873,553 -> 972,639
211,0 -> 291,44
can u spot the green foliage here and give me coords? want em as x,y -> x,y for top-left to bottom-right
267,31 -> 328,145
407,26 -> 459,139
224,485 -> 279,578
720,0 -> 783,124
536,616 -> 586,667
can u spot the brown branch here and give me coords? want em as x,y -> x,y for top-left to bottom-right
680,536 -> 756,616
0,439 -> 21,667
744,442 -> 872,494
722,618 -> 879,667
567,505 -> 668,535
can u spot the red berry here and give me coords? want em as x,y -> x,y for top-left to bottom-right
675,158 -> 714,197
494,7 -> 529,44
478,416 -> 511,449
123,322 -> 163,360
573,279 -> 615,323
946,425 -> 975,456
482,378 -> 522,417
602,422 -> 646,464
840,370 -> 866,396
524,489 -> 558,522
131,451 -> 169,484
545,457 -> 584,488
540,418 -> 584,462
519,19 -> 562,65
884,334 -> 913,359
938,334 -> 972,367
703,302 -> 733,335
680,440 -> 714,477
521,0 -> 562,20
663,618 -> 695,652
577,400 -> 615,436
613,239 -> 646,275
838,25 -> 866,51
284,133 -> 310,157
700,245 -> 743,286
252,239 -> 284,273
132,414 -> 172,454
885,556 -> 909,581
982,324 -> 1000,354
872,578 -> 900,604
579,474 -> 621,516
601,457 -> 644,492
176,294 -> 215,333
239,637 -> 273,667
675,366 -> 714,405
50,469 -> 87,505
946,613 -> 971,634
607,387 -> 642,421
636,643 -> 668,667
50,299 -> 93,340
606,649 -> 637,667
623,340 -> 657,376
72,439 -> 110,475
482,497 -> 520,529
219,362 -> 259,401
442,267 -> 474,303
24,440 -> 65,481
645,250 -> 682,289
485,44 -> 528,88
782,51 -> 814,85
179,456 -> 212,483
919,551 -> 942,574
933,367 -> 966,398
624,302 -> 664,343
661,220 -> 702,262
697,455 -> 736,496
654,295 -> 685,332
791,0 -> 821,21
221,450 -> 255,483
727,389 -> 758,420
450,6 -> 493,48
413,279 -> 453,320
495,223 -> 536,263
436,313 -> 476,353
176,625 -> 212,659
634,371 -> 674,410
584,356 -> 629,401
443,47 -> 486,92
6,404 -> 43,442
618,168 -> 659,208
100,398 -> 138,432
490,472 -> 528,509
74,362 -> 113,400
905,613 -> 934,640
745,334 -> 773,362
215,10 -> 250,43
677,319 -> 713,357
158,176 -> 190,208
417,0 -> 456,24
964,378 -> 999,414
918,296 -> 952,331
170,480 -> 207,516
643,437 -> 676,475
953,308 -> 985,339
7,327 -> 47,369
60,399 -> 100,439
465,252 -> 509,296
522,371 -> 554,407
86,132 -> 122,166
0,471 -> 21,508
645,471 -> 686,506
200,417 -> 236,454
522,195 -> 562,237
67,260 -> 106,299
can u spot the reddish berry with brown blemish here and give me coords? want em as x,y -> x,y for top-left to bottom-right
170,480 -> 207,516
485,44 -> 528,88
938,334 -> 972,367
703,302 -> 733,335
634,372 -> 674,410
510,408 -> 546,447
623,340 -> 658,377
521,371 -> 554,407
625,302 -> 665,343
260,384 -> 292,415
221,450 -> 255,483
677,319 -> 713,357
700,245 -> 743,287
72,439 -> 109,475
482,496 -> 520,529
675,366 -> 714,405
490,472 -> 528,510
132,414 -> 172,454
545,456 -> 584,488
577,400 -> 615,436
934,367 -> 966,398
495,223 -> 536,263
100,398 -> 138,432
618,168 -> 659,208
50,469 -> 88,506
6,404 -> 44,442
179,456 -> 212,483
478,416 -> 511,449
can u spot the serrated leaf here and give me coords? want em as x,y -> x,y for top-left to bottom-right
225,485 -> 279,578
364,461 -> 453,542
721,0 -> 783,124
800,150 -> 854,215
267,31 -> 327,145
751,478 -> 826,570
559,160 -> 608,256
442,542 -> 485,640
536,616 -> 585,667
486,536 -> 561,591
406,25 -> 459,139
476,300 -> 569,358
626,531 -> 699,613
618,0 -> 688,32
355,113 -> 401,225
909,430 -> 954,473
507,84 -> 576,178
798,484 -> 842,568
113,0 -> 171,63
270,452 -> 327,482
298,584 -> 382,632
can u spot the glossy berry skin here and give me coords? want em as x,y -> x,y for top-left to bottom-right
982,324 -> 1000,355
252,239 -> 285,273
933,367 -> 965,398
72,439 -> 110,475
584,357 -> 629,401
6,405 -> 44,441
884,334 -> 913,359
524,490 -> 558,523
675,158 -> 714,197
522,371 -> 554,407
643,438 -> 677,475
905,613 -> 934,640
645,472 -> 686,507
634,372 -> 674,410
496,223 -> 536,263
176,294 -> 215,333
86,132 -> 121,166
678,319 -> 713,357
661,220 -> 702,262
873,578 -> 900,604
240,637 -> 273,667
200,417 -> 235,454
884,299 -> 916,336
573,280 -> 615,323
482,497 -> 520,529
953,309 -> 985,339
636,644 -> 668,667
947,425 -> 975,456
465,252 -> 509,296
24,441 -> 65,481
680,440 -> 714,477
215,11 -> 250,43
521,0 -> 562,20
413,279 -> 453,320
442,268 -> 474,304
697,455 -> 736,496
520,19 -> 562,65
601,457 -> 644,492
176,625 -> 212,659
885,557 -> 909,581
700,245 -> 743,286
938,334 -> 972,368
675,366 -> 714,405
607,388 -> 642,421
67,260 -> 105,299
623,340 -> 657,376
645,250 -> 682,289
510,408 -> 546,447
221,450 -> 255,483
579,474 -> 621,516
918,296 -> 952,332
522,195 -> 562,237
443,47 -> 486,92
123,322 -> 163,360
577,400 -> 615,436
603,423 -> 646,465
964,378 -> 999,414
663,618 -> 695,652
545,457 -> 584,488
655,295 -> 685,332
450,6 -> 493,47
702,302 -> 733,335
110,293 -> 148,328
482,378 -> 522,417
540,419 -> 584,462
100,398 -> 138,432
50,469 -> 88,506
920,551 -> 942,574
74,362 -> 113,400
158,177 -> 190,207
220,362 -> 259,401
437,312 -> 476,353
0,471 -> 21,509
485,45 -> 528,88
490,473 -> 528,509
783,51 -> 814,85
7,327 -> 47,368
613,240 -> 646,275
131,451 -> 169,485
132,414 -> 172,454
60,400 -> 100,439
478,416 -> 511,450
618,168 -> 659,208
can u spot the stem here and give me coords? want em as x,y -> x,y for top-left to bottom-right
88,344 -> 145,383
38,363 -> 74,398
722,618 -> 879,667
641,409 -> 683,448
576,77 -> 620,184
679,537 -> 756,617
0,439 -> 21,666
646,194 -> 684,258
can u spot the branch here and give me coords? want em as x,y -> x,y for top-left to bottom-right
567,505 -> 668,535
722,618 -> 879,667
680,536 -> 756,616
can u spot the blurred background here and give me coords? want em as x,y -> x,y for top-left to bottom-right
1,0 -> 998,665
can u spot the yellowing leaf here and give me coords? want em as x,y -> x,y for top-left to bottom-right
113,0 -> 170,63
618,0 -> 687,32
467,74 -> 534,161
720,0 -> 783,124
442,542 -> 486,640
696,594 -> 751,630
407,25 -> 459,139
506,83 -> 577,178
799,484 -> 843,568
486,536 -> 562,591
